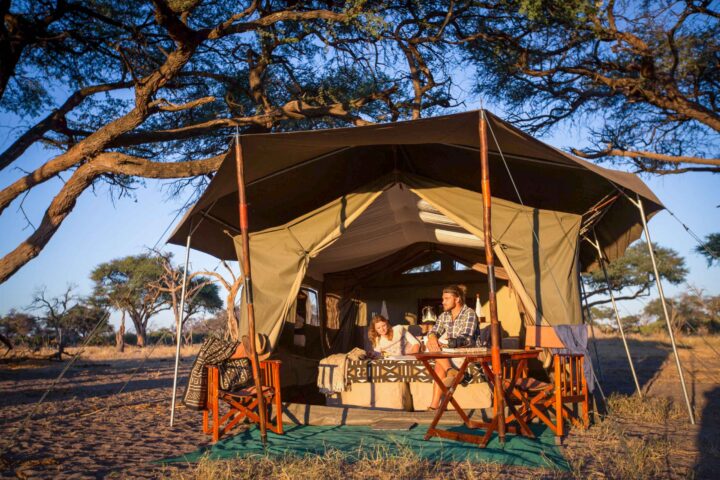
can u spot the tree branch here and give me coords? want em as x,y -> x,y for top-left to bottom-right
572,147 -> 720,167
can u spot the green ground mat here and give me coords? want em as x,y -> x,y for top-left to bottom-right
162,424 -> 569,471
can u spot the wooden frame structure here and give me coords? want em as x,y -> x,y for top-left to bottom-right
414,349 -> 541,447
203,360 -> 283,443
507,325 -> 590,444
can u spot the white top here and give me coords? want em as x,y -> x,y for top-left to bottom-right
374,325 -> 420,356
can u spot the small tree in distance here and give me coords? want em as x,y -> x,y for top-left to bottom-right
582,241 -> 687,309
29,285 -> 76,359
149,251 -> 223,346
91,254 -> 169,347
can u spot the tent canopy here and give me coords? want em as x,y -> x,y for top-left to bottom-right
167,109 -> 663,348
169,110 -> 662,271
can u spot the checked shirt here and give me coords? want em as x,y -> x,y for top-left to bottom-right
431,304 -> 478,346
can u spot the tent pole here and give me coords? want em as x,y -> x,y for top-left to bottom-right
579,278 -> 604,384
479,110 -> 505,443
170,230 -> 192,427
635,195 -> 695,424
591,233 -> 642,397
235,131 -> 269,443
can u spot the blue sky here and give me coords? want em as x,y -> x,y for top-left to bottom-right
1,110 -> 717,331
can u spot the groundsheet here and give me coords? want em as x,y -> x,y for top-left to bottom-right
162,424 -> 569,471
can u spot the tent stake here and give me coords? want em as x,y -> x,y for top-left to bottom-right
636,195 -> 695,424
235,131 -> 269,444
479,110 -> 505,443
591,233 -> 642,397
170,231 -> 192,427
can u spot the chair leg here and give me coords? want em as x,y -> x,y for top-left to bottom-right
211,369 -> 220,442
203,408 -> 210,435
554,357 -> 564,443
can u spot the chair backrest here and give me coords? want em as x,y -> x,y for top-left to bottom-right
524,325 -> 565,349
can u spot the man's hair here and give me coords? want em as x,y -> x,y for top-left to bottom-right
442,284 -> 467,305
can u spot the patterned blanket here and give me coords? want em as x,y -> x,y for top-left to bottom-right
346,359 -> 486,384
183,334 -> 239,410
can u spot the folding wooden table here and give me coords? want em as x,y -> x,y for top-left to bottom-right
414,349 -> 541,447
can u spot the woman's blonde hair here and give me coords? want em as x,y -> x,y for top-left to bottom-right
442,284 -> 467,305
368,314 -> 392,346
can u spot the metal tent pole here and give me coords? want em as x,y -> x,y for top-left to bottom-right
170,230 -> 192,427
636,195 -> 695,424
235,131 -> 269,443
579,273 -> 605,383
591,233 -> 643,397
479,110 -> 505,443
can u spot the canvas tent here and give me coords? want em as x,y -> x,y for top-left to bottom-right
169,110 -> 662,358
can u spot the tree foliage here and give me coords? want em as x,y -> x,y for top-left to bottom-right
0,309 -> 39,348
0,0 -> 717,287
148,250 -> 223,341
582,241 -> 688,308
643,290 -> 720,334
462,0 -> 720,174
90,254 -> 168,347
695,232 -> 720,266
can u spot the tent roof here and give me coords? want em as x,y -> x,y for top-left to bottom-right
168,110 -> 663,269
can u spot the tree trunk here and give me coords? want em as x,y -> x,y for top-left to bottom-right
129,314 -> 147,348
115,312 -> 126,353
136,324 -> 146,348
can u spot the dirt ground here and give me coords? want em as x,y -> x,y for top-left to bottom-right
0,335 -> 718,479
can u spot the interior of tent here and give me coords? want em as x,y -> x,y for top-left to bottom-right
274,184 -> 525,361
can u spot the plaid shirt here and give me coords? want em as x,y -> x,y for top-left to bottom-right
431,304 -> 478,345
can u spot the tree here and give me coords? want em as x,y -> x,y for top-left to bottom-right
90,254 -> 168,347
0,0 -> 457,285
28,284 -> 76,357
461,0 -> 719,174
0,309 -> 39,349
695,232 -> 720,266
2,1 -> 717,289
644,290 -> 720,334
149,251 -> 222,345
64,300 -> 113,344
582,241 -> 687,308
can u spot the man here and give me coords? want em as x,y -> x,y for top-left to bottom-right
425,284 -> 478,410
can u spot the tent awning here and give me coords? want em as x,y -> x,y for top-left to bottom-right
168,109 -> 663,270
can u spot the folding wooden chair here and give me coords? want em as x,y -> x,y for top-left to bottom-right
203,359 -> 283,442
507,325 -> 590,444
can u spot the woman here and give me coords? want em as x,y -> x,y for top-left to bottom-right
367,315 -> 421,358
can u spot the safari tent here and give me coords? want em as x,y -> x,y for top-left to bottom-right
168,109 -> 667,402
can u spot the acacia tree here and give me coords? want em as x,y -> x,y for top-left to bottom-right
644,290 -> 720,334
2,1 -> 717,290
148,251 -> 222,344
582,241 -> 688,308
459,0 -> 719,174
64,300 -> 113,344
696,233 -> 720,266
0,0 -> 463,285
28,284 -> 76,357
91,254 -> 168,347
0,309 -> 39,349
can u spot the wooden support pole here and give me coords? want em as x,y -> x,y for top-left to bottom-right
234,132 -> 269,444
479,110 -> 505,443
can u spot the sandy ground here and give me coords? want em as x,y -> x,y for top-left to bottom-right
0,336 -> 718,479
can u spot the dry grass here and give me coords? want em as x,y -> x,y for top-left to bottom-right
564,419 -> 691,480
606,392 -> 686,424
1,344 -> 200,365
159,445 -> 567,480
